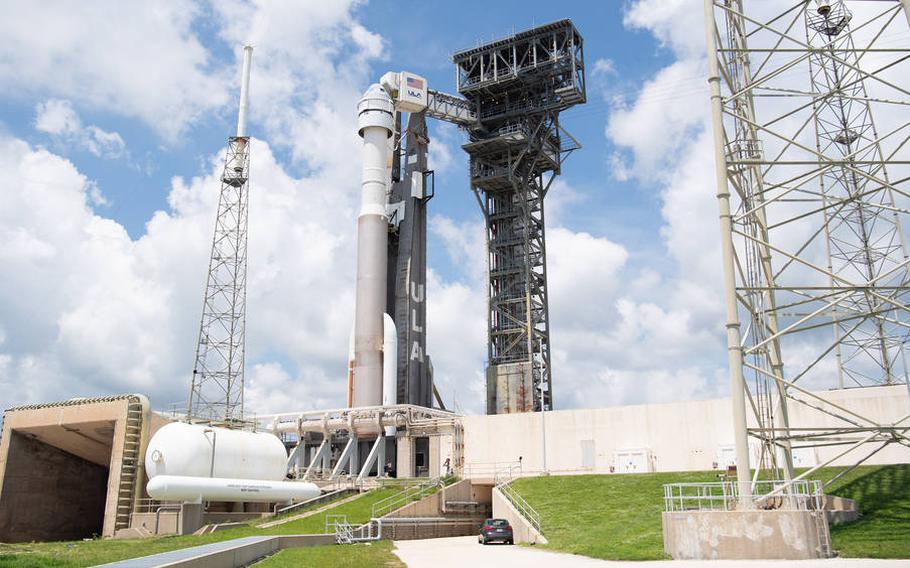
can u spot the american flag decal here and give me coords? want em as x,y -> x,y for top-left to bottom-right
406,76 -> 424,89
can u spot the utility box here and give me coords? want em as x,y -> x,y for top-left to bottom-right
613,448 -> 652,473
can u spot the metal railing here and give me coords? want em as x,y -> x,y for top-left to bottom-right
663,480 -> 824,512
325,514 -> 355,544
497,480 -> 542,535
493,466 -> 542,535
463,461 -> 522,480
326,514 -> 383,543
371,477 -> 444,519
133,498 -> 182,514
273,488 -> 354,516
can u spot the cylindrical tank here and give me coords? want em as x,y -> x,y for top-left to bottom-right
145,422 -> 287,481
147,475 -> 320,503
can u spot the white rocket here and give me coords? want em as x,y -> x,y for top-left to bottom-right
351,83 -> 394,409
350,73 -> 428,415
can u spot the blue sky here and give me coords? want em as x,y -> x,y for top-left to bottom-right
0,0 -> 731,414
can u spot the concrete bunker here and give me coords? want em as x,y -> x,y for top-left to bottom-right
0,395 -> 156,542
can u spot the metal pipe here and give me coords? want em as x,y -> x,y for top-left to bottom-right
154,505 -> 181,535
204,428 -> 217,478
273,413 -> 408,435
258,403 -> 456,420
353,84 -> 394,407
236,45 -> 253,137
704,0 -> 753,508
347,324 -> 355,407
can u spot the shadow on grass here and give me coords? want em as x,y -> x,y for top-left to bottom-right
826,464 -> 910,559
828,464 -> 910,518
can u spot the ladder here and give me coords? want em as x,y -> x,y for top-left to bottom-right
814,510 -> 833,558
114,398 -> 145,531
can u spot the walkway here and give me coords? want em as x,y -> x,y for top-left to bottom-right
393,536 -> 910,568
94,536 -> 275,568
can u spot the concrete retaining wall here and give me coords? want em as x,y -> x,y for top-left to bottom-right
491,487 -> 546,544
464,385 -> 910,475
380,518 -> 481,540
662,510 -> 828,560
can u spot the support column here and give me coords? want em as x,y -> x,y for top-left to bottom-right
396,436 -> 415,478
704,0 -> 752,507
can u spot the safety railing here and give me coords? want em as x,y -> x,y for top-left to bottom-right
273,488 -> 353,516
325,514 -> 354,544
371,477 -> 444,519
326,514 -> 383,543
494,466 -> 542,535
663,479 -> 824,512
133,498 -> 182,514
463,461 -> 522,480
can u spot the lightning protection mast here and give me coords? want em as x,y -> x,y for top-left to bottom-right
705,0 -> 910,507
187,45 -> 254,425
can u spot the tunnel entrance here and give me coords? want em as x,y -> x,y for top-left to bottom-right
0,425 -> 113,542
0,395 -> 153,542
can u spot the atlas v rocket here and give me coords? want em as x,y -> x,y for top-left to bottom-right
349,74 -> 434,413
352,84 -> 396,409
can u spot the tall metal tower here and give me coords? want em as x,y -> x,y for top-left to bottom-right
704,0 -> 910,504
187,46 -> 254,424
453,20 -> 585,414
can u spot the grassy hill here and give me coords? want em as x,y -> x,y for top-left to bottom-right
0,487 -> 401,567
0,465 -> 906,565
511,464 -> 910,561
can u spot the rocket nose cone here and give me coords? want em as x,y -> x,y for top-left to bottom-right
364,83 -> 388,98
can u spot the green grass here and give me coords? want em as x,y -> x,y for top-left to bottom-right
2,467 -> 906,566
0,488 -> 400,567
253,540 -> 404,567
511,465 -> 910,561
512,470 -> 715,561
825,464 -> 910,558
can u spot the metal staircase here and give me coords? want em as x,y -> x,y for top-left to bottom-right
114,397 -> 145,531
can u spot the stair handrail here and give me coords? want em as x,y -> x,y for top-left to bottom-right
494,466 -> 542,535
371,476 -> 443,518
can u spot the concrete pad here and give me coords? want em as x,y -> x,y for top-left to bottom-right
392,536 -> 910,568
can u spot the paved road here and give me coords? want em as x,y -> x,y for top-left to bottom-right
393,536 -> 910,568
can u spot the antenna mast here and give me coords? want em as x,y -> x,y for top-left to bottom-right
187,45 -> 254,424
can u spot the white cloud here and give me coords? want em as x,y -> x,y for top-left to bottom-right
0,1 -> 401,415
33,99 -> 81,136
592,58 -> 616,76
34,99 -> 126,160
1,2 -> 229,141
623,0 -> 707,58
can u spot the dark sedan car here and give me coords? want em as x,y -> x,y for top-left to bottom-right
478,518 -> 513,544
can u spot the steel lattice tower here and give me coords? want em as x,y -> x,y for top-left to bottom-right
807,1 -> 909,389
188,46 -> 253,424
453,20 -> 585,413
704,0 -> 910,505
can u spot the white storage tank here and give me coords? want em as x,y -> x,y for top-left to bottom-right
145,422 -> 288,481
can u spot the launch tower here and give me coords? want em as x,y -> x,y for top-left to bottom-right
453,20 -> 585,413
